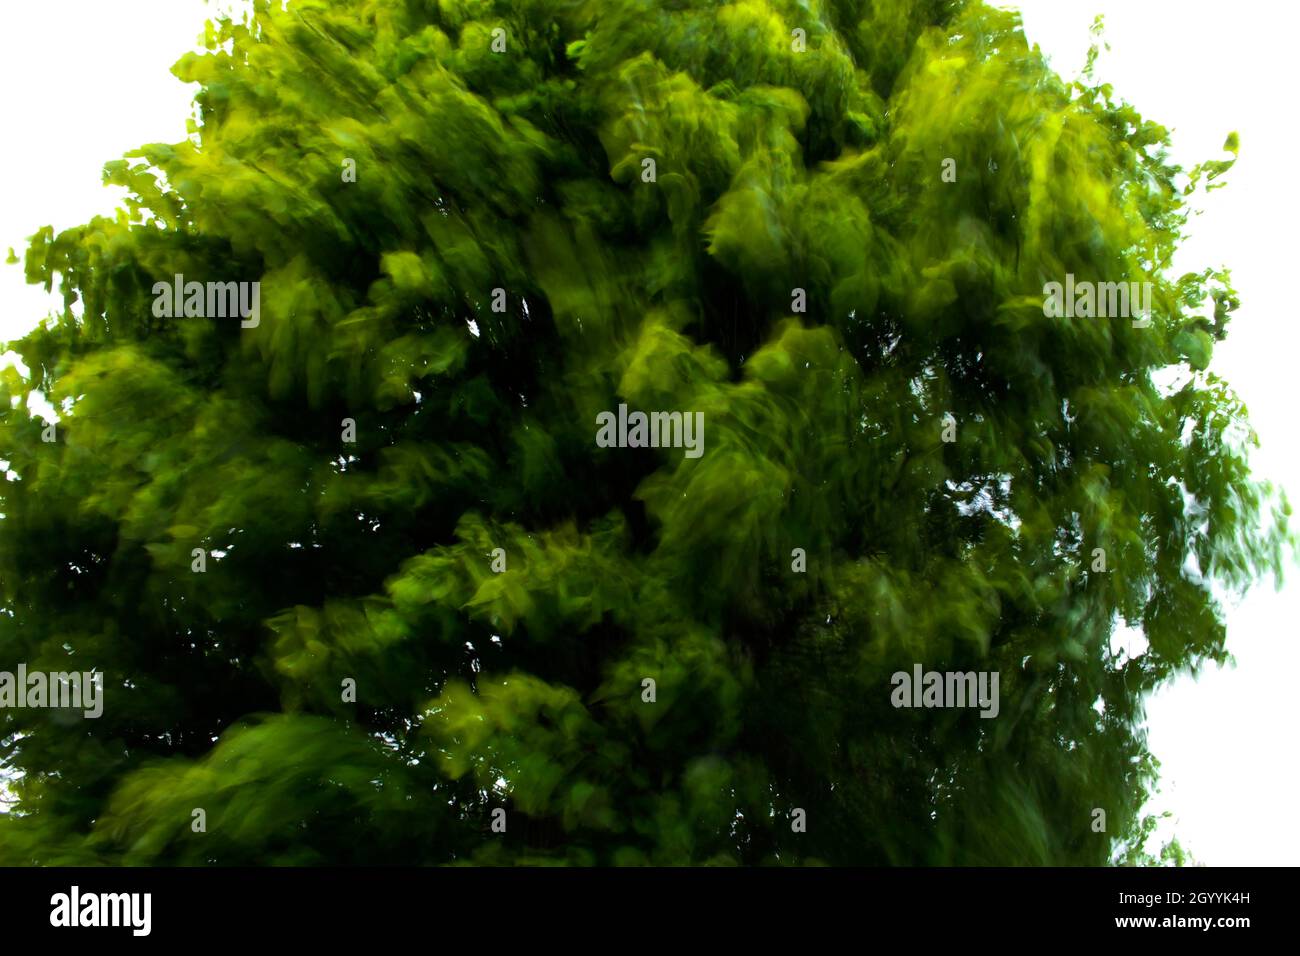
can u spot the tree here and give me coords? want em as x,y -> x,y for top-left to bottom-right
0,0 -> 1288,866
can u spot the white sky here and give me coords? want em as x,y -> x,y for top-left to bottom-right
1,0 -> 1295,863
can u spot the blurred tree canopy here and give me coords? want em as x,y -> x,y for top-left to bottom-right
0,0 -> 1288,865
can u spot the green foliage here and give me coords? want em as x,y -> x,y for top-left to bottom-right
0,0 -> 1288,865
